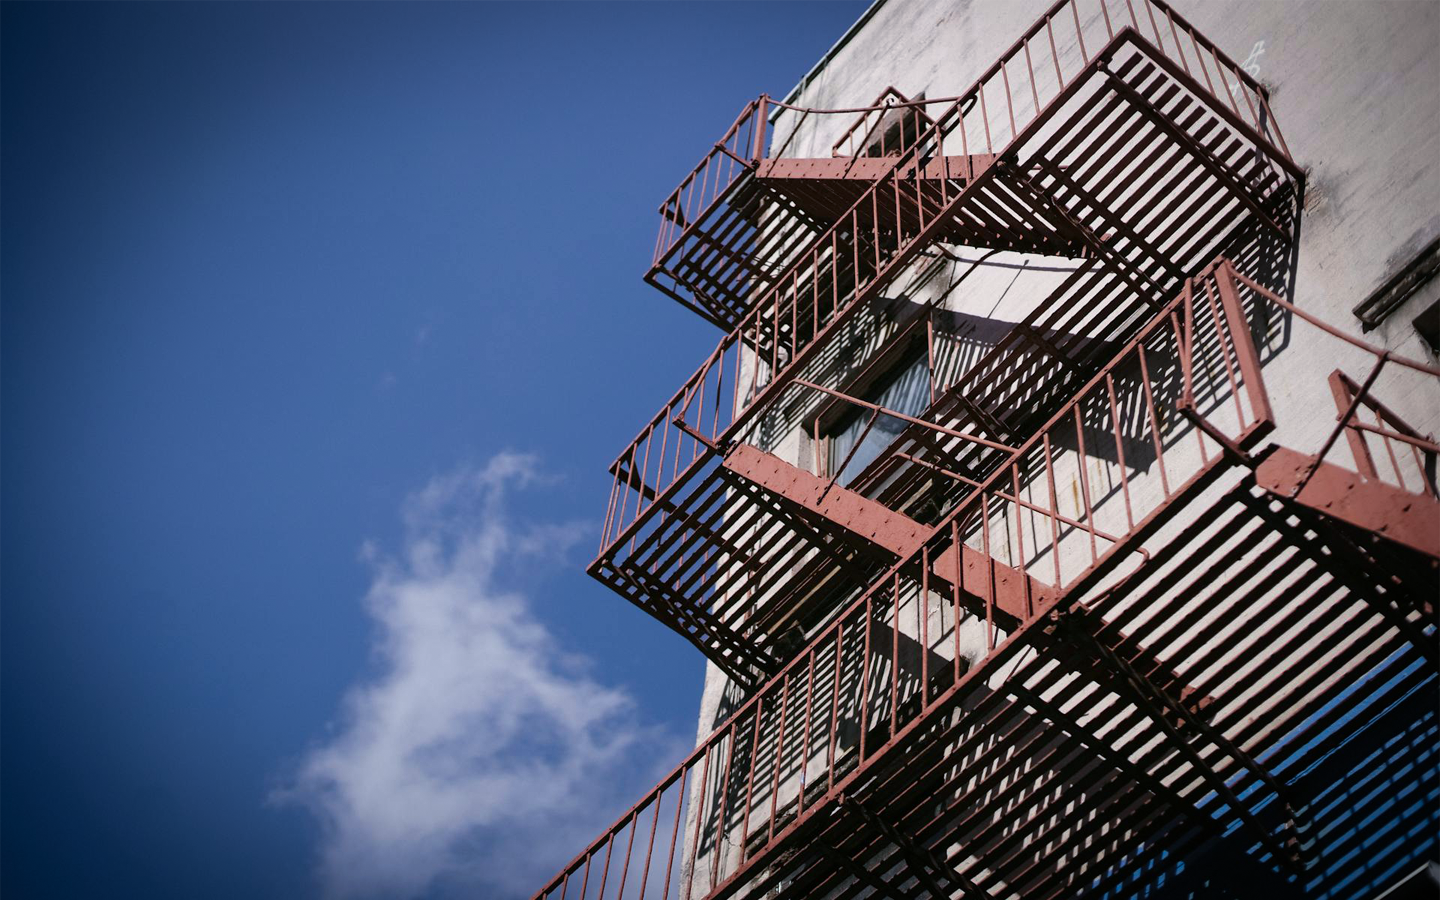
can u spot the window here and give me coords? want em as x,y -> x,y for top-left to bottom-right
860,92 -> 927,158
1414,298 -> 1440,355
826,354 -> 931,485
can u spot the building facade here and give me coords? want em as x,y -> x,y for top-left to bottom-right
535,1 -> 1439,898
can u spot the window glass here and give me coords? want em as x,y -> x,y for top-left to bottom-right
828,355 -> 930,485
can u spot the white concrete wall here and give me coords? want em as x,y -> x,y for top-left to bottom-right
684,1 -> 1440,894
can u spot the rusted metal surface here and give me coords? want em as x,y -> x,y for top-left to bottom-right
542,1 -> 1439,896
721,443 -> 928,560
829,87 -> 939,160
646,0 -> 1295,331
598,17 -> 1301,680
539,258 -> 1438,900
1255,447 -> 1439,559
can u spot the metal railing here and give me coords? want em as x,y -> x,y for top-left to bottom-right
645,0 -> 1293,330
652,97 -> 770,272
548,259 -> 1281,900
828,87 -> 936,159
1238,267 -> 1440,499
604,0 -> 1301,558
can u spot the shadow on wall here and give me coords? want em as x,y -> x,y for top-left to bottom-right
1115,680 -> 1438,900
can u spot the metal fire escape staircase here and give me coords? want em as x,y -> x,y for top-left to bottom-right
598,5 -> 1302,690
537,2 -> 1437,898
647,87 -> 1078,333
544,257 -> 1439,900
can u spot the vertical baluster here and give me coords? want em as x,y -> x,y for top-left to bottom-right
1172,309 -> 1210,466
771,292 -> 780,382
1189,30 -> 1218,99
981,493 -> 995,649
1136,343 -> 1172,496
578,850 -> 593,900
711,351 -> 726,443
766,674 -> 792,843
681,749 -> 711,900
799,651 -> 816,812
1105,374 -> 1136,530
1001,58 -> 1017,143
951,519 -> 964,680
1234,60 -> 1263,130
936,112 -> 949,206
681,174 -> 698,238
1071,0 -> 1089,63
709,724 -> 738,890
1043,433 -> 1063,586
637,425 -> 654,517
979,82 -> 993,155
1024,39 -> 1041,117
851,209 -> 861,297
1259,91 -> 1293,160
654,409 -> 671,508
596,827 -> 615,900
828,624 -> 843,793
615,814 -> 638,900
602,475 -> 620,554
730,332 -> 743,419
1219,56 -> 1245,118
871,185 -> 882,277
1201,277 -> 1247,428
921,546 -> 930,706
746,318 -> 762,411
1165,8 -> 1191,76
636,792 -> 661,900
1048,16 -> 1065,90
812,247 -> 821,339
791,271 -> 799,364
914,151 -> 925,234
1379,410 -> 1407,490
738,698 -> 765,862
616,445 -> 636,540
1011,463 -> 1032,619
661,767 -> 686,900
859,594 -> 873,761
891,571 -> 901,737
1073,406 -> 1100,563
958,92 -> 971,173
1143,0 -> 1165,51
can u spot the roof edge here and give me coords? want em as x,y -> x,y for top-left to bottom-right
778,0 -> 889,109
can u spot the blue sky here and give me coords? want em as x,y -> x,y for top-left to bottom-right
0,3 -> 868,898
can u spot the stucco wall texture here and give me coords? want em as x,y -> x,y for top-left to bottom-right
694,0 -> 1439,746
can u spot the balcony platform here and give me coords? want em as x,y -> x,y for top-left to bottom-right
597,11 -> 1303,687
539,258 -> 1439,900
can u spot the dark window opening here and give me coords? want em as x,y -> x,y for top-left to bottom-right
1413,298 -> 1440,355
824,353 -> 931,485
861,92 -> 928,158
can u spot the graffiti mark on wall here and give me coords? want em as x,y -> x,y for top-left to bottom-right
1229,40 -> 1266,97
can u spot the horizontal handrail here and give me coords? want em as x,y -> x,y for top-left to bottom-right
606,0 -> 1301,558
546,258 -> 1279,899
646,0 -> 1294,330
1228,267 -> 1440,500
828,86 -> 936,159
652,97 -> 768,269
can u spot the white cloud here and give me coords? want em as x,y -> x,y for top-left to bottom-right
278,453 -> 681,899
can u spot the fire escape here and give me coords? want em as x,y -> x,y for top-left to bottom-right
537,1 -> 1438,898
